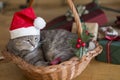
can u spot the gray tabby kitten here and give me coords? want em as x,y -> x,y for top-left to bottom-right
7,29 -> 95,66
7,35 -> 48,66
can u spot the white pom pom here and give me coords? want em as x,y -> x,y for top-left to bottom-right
34,17 -> 46,30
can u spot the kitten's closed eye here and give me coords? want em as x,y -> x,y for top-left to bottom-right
35,37 -> 38,41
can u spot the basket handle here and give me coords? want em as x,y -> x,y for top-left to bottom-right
28,0 -> 34,7
67,0 -> 82,37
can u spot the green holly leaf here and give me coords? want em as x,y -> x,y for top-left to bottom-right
79,47 -> 83,58
75,47 -> 83,59
75,49 -> 80,58
69,39 -> 77,47
81,32 -> 91,42
82,23 -> 87,31
80,23 -> 93,42
82,47 -> 88,56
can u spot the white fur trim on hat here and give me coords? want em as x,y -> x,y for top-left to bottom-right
34,17 -> 46,29
10,26 -> 40,39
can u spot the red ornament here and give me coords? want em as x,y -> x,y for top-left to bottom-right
76,43 -> 81,49
77,38 -> 82,43
81,42 -> 86,47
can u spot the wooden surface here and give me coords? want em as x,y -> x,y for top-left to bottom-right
0,0 -> 120,80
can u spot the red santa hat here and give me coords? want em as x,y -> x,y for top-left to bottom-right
9,7 -> 46,39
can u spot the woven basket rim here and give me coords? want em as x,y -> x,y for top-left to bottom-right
2,41 -> 102,74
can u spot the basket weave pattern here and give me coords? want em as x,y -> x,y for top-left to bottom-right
2,41 -> 102,80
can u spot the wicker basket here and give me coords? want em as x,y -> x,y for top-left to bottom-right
2,0 -> 103,80
2,41 -> 102,80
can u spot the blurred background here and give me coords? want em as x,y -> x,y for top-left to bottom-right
0,0 -> 120,80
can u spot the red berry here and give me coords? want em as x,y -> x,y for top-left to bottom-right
76,43 -> 81,48
77,38 -> 82,43
85,30 -> 89,35
81,42 -> 86,47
